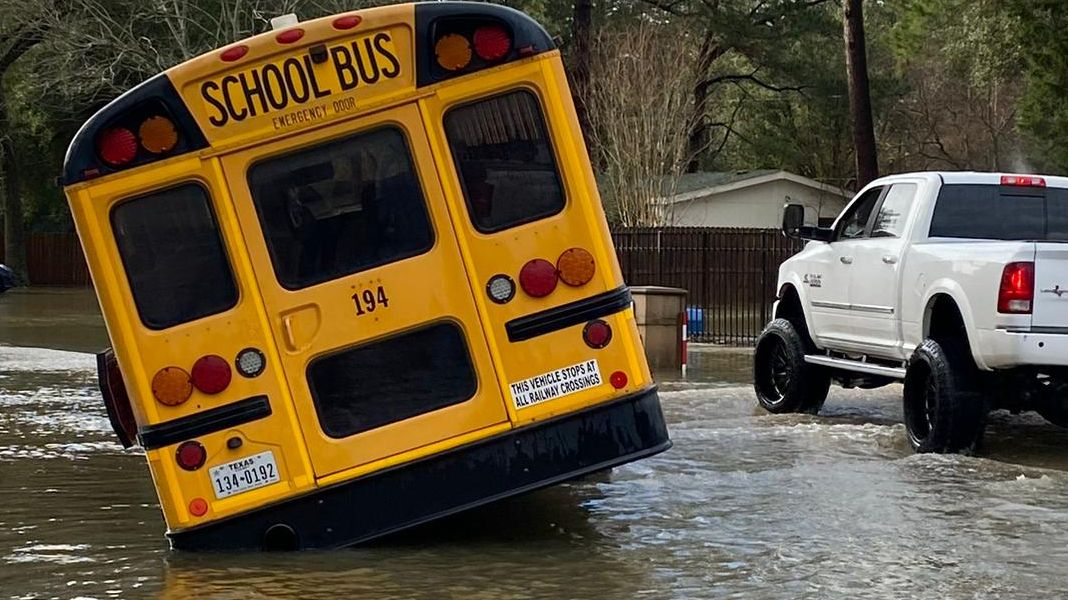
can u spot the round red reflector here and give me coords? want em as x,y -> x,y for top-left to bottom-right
276,28 -> 304,44
176,440 -> 207,471
519,259 -> 558,298
583,320 -> 613,349
97,127 -> 138,166
610,371 -> 628,389
220,45 -> 249,62
191,355 -> 232,394
188,497 -> 209,517
473,24 -> 511,61
333,15 -> 362,29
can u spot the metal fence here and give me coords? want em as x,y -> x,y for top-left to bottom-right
612,227 -> 803,345
0,233 -> 92,286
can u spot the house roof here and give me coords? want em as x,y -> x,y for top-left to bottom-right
663,170 -> 852,204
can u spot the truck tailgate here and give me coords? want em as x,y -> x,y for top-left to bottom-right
1032,243 -> 1068,328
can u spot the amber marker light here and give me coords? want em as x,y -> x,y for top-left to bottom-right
152,366 -> 193,406
557,248 -> 596,286
435,34 -> 472,71
138,116 -> 178,154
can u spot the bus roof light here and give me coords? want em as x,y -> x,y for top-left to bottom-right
276,28 -> 305,44
473,24 -> 511,61
138,116 -> 178,154
191,355 -> 232,394
435,33 -> 472,71
152,366 -> 193,406
519,259 -> 558,298
220,45 -> 249,62
557,248 -> 596,286
333,15 -> 362,30
97,127 -> 138,166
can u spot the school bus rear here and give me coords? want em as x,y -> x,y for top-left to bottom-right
62,2 -> 669,550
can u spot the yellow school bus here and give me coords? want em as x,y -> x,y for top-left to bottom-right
63,1 -> 669,550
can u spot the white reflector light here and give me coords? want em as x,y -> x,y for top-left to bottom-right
235,348 -> 266,378
487,274 -> 516,304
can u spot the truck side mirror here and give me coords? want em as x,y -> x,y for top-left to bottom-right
782,203 -> 805,238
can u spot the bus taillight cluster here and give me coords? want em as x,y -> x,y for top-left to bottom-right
434,23 -> 514,74
97,114 -> 179,167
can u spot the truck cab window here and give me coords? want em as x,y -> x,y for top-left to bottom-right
871,183 -> 917,238
836,187 -> 883,240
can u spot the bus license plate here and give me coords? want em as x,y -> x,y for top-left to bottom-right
209,450 -> 280,499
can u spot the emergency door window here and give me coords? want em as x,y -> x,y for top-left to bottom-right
111,184 -> 238,330
247,127 -> 434,290
444,91 -> 565,232
307,322 -> 478,438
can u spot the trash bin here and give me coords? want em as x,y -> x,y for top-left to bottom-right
630,286 -> 687,371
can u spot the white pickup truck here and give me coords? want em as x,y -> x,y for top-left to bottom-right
754,172 -> 1068,453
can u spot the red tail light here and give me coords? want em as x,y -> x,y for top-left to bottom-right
97,127 -> 138,166
998,262 -> 1034,314
191,355 -> 232,394
519,259 -> 558,298
1001,175 -> 1046,187
610,371 -> 629,389
583,320 -> 612,348
473,24 -> 511,61
176,440 -> 207,471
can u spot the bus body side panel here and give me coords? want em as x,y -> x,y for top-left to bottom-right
420,54 -> 654,427
64,157 -> 315,534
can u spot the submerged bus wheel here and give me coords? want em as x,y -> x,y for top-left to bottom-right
263,524 -> 298,551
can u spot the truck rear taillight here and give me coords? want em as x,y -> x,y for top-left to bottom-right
519,259 -> 558,298
1001,175 -> 1046,187
998,262 -> 1034,314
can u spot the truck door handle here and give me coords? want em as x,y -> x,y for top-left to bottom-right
882,255 -> 898,264
840,256 -> 853,264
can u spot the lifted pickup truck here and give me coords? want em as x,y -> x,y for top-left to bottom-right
754,172 -> 1068,452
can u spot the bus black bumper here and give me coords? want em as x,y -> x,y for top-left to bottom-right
167,386 -> 671,551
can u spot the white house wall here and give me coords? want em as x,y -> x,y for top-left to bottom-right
667,180 -> 851,228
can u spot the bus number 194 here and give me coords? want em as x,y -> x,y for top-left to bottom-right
353,285 -> 390,316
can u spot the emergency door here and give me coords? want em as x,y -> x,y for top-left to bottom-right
222,103 -> 509,478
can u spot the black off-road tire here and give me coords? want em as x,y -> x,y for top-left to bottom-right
902,338 -> 986,453
753,318 -> 831,414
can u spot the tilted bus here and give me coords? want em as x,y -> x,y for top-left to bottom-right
62,1 -> 670,550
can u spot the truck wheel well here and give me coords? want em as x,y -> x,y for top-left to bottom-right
925,295 -> 968,347
775,285 -> 804,326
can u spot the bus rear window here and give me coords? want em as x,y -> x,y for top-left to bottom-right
929,184 -> 1068,240
111,184 -> 238,330
247,127 -> 434,290
445,91 -> 565,232
308,321 -> 477,438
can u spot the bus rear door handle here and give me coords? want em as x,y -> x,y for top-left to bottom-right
840,256 -> 853,264
282,315 -> 298,351
882,255 -> 898,264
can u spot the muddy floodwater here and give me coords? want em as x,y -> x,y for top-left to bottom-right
5,289 -> 1068,598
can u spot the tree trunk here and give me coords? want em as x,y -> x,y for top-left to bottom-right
570,0 -> 593,151
0,98 -> 26,284
844,0 -> 878,187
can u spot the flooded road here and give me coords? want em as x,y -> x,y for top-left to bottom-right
4,289 -> 1068,598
